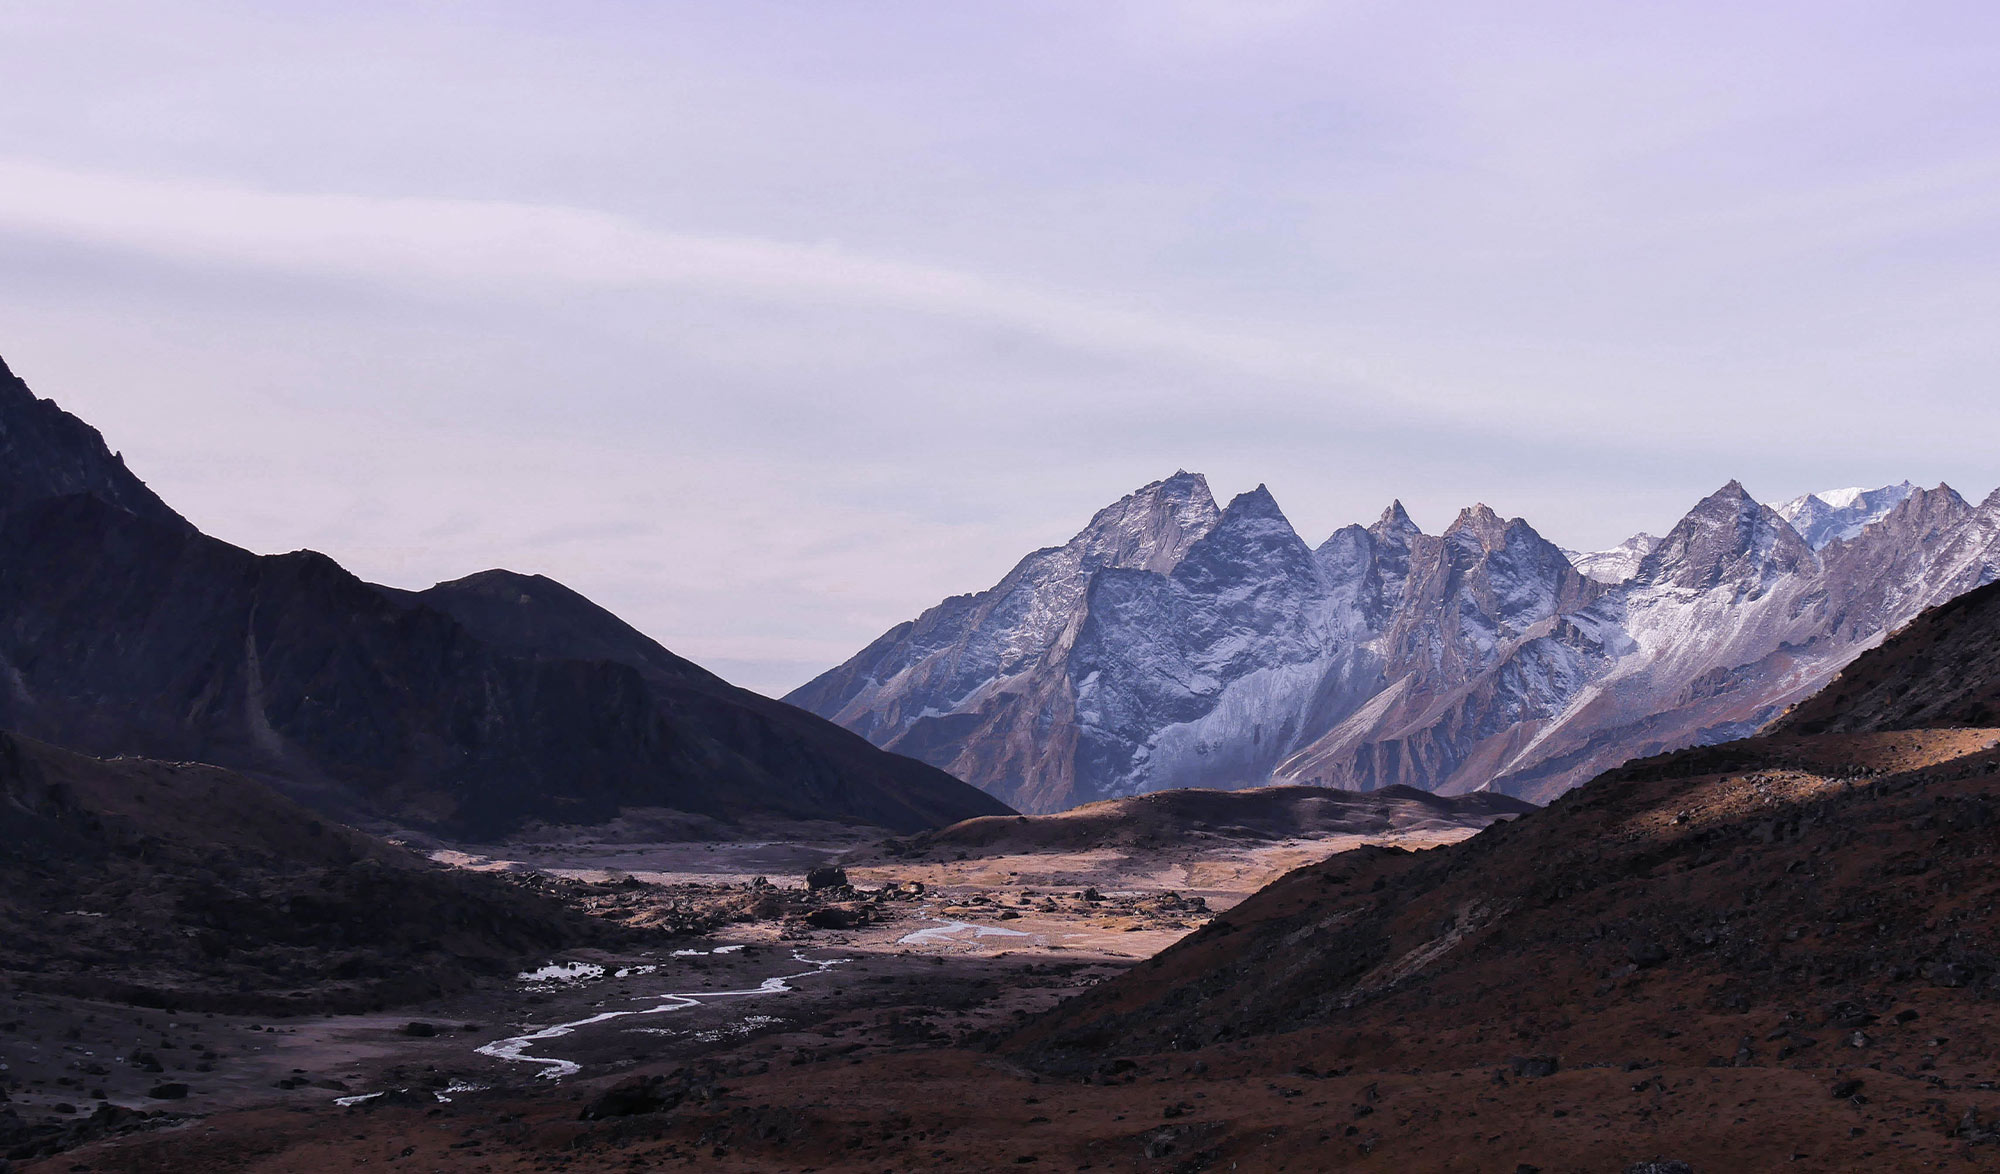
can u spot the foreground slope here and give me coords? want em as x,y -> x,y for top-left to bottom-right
1775,578 -> 2000,734
0,732 -> 621,1015
0,356 -> 1006,836
1016,728 -> 2000,1059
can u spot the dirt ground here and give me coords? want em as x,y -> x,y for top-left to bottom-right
3,820 -> 1486,1172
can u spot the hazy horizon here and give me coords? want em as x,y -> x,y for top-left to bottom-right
5,1 -> 1999,694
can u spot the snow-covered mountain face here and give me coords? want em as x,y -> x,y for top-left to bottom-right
1773,482 -> 1917,549
1562,533 -> 1659,584
789,478 -> 2000,811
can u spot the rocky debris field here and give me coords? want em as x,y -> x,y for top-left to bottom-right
2,833 -> 1231,1170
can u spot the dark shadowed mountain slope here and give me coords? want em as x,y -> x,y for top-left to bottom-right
0,732 -> 624,1014
1774,576 -> 2000,734
884,782 -> 1533,859
0,355 -> 187,532
0,358 -> 1007,837
415,570 -> 1014,833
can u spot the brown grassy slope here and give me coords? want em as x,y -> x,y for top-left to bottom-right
0,733 -> 629,1014
875,782 -> 1533,858
1012,728 -> 2000,1060
1775,578 -> 2000,734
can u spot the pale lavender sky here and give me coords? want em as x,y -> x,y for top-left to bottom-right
4,1 -> 1999,693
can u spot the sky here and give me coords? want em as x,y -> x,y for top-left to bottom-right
4,1 -> 2000,695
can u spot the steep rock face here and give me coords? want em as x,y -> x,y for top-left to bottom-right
801,474 -> 2000,811
1276,504 -> 1602,795
787,472 -> 1222,812
0,361 -> 1007,837
1069,487 -> 1335,801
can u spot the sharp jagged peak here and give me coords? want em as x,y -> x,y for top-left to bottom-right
1128,469 -> 1216,509
1677,479 -> 1767,526
1444,502 -> 1506,537
1046,470 -> 1227,580
1377,500 -> 1415,528
1221,483 -> 1285,520
1367,499 -> 1423,544
1636,480 -> 1814,590
1172,482 -> 1317,588
1198,483 -> 1310,550
1908,482 -> 1969,511
1078,471 -> 1220,535
1836,483 -> 1973,543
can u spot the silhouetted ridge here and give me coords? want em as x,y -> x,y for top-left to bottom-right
0,355 -> 1009,836
0,355 -> 187,531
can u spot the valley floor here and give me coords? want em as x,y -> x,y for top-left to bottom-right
44,733 -> 2000,1174
2,822 -> 1474,1172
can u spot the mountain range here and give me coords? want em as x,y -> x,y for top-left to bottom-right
791,470 -> 2000,811
0,355 -> 1009,837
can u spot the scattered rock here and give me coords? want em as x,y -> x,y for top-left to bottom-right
1628,940 -> 1669,968
581,1068 -> 724,1121
1510,1055 -> 1560,1079
806,867 -> 849,891
1954,1107 -> 2000,1144
1827,1001 -> 1877,1029
1625,1161 -> 1695,1174
805,907 -> 860,930
145,1083 -> 189,1100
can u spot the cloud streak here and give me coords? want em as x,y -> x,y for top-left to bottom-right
0,158 -> 1386,400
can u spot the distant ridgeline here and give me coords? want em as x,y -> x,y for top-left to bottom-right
0,354 -> 1011,837
792,471 -> 2000,812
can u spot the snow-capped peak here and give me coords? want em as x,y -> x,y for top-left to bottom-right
1771,481 -> 1917,550
1564,532 -> 1660,585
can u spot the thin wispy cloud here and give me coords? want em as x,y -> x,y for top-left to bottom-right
1,1 -> 1997,694
0,158 -> 1376,396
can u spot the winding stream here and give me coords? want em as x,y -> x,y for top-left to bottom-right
896,918 -> 1034,947
475,951 -> 848,1080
